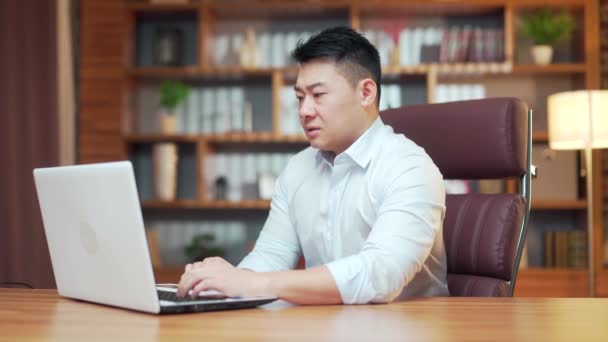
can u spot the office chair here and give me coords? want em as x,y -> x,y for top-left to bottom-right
382,97 -> 532,297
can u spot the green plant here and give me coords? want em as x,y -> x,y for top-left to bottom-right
519,9 -> 575,46
184,233 -> 225,262
159,80 -> 190,112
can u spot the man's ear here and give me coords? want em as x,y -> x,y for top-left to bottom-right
358,78 -> 377,108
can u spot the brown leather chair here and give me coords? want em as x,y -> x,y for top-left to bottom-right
381,97 -> 532,297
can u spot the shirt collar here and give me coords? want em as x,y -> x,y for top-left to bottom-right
317,116 -> 385,169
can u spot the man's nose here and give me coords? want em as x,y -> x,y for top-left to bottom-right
299,96 -> 315,119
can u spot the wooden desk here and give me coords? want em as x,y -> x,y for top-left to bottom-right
1,289 -> 607,341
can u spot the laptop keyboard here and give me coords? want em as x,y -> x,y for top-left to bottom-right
158,290 -> 228,302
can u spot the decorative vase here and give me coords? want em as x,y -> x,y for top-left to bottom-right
159,112 -> 177,134
153,142 -> 178,201
530,45 -> 553,65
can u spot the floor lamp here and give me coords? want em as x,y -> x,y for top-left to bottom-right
548,90 -> 608,297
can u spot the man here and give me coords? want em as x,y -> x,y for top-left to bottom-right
177,26 -> 449,304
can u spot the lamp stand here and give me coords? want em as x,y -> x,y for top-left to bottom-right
584,146 -> 595,297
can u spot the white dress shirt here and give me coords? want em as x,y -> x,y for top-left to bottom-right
238,117 -> 449,303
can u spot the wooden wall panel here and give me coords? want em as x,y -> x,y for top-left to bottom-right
79,0 -> 127,163
600,0 -> 608,88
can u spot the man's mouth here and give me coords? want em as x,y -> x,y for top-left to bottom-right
305,127 -> 320,138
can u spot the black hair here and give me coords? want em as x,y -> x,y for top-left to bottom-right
291,26 -> 381,106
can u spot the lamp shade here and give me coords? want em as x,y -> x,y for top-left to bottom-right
547,90 -> 608,150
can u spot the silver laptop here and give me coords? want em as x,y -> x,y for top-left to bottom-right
33,161 -> 277,314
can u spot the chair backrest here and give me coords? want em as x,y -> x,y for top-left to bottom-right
381,97 -> 531,297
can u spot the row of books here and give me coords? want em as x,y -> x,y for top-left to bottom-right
137,85 -> 259,134
211,26 -> 503,68
434,84 -> 486,103
379,85 -> 403,111
203,152 -> 295,201
363,26 -> 504,66
213,31 -> 313,68
137,84 -> 305,136
544,230 -> 587,268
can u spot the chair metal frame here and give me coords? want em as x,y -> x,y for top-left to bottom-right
508,108 -> 535,296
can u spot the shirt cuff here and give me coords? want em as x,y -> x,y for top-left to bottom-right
325,255 -> 365,304
237,255 -> 267,273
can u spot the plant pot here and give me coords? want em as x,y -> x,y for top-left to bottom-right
530,45 -> 553,65
159,112 -> 177,134
153,142 -> 178,201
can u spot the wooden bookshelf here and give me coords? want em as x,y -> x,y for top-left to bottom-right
126,2 -> 199,12
512,63 -> 587,74
206,133 -> 307,144
125,133 -> 308,144
80,0 -> 605,297
125,134 -> 200,143
127,66 -> 204,78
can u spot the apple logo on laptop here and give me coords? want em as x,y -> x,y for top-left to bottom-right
79,222 -> 98,255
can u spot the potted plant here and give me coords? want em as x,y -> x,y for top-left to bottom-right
184,233 -> 226,263
159,80 -> 190,134
519,9 -> 575,65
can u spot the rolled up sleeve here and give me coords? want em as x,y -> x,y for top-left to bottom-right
326,166 -> 445,304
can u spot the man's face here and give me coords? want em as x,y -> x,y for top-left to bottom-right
294,60 -> 371,155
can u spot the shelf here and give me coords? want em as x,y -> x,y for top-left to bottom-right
126,2 -> 200,13
142,199 -> 271,210
129,63 -> 522,79
519,267 -> 587,274
127,66 -> 203,78
209,0 -> 350,19
531,199 -> 588,210
125,134 -> 199,144
205,67 -> 279,77
383,65 -> 430,76
359,1 -> 503,16
125,133 -> 308,144
512,63 -> 586,74
206,133 -> 307,144
384,62 -> 513,76
127,66 -> 281,79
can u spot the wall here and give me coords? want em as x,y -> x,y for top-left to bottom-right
0,0 -> 58,289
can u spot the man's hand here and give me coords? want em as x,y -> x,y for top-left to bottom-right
176,257 -> 273,298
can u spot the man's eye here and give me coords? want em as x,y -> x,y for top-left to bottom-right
313,93 -> 325,98
296,96 -> 303,103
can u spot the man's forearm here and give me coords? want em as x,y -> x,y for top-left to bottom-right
265,266 -> 342,305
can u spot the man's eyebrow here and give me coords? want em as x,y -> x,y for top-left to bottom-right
294,82 -> 325,92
